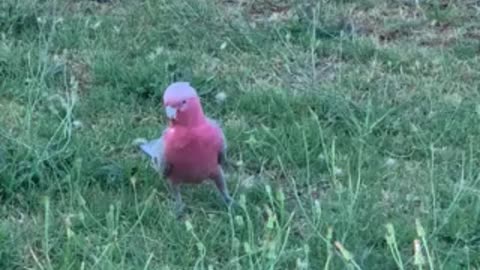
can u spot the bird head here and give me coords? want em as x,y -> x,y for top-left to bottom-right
163,82 -> 205,126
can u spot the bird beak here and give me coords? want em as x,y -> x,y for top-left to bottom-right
165,106 -> 177,120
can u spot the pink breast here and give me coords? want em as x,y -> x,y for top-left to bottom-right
164,128 -> 221,184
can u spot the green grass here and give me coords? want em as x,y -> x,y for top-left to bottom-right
1,0 -> 480,269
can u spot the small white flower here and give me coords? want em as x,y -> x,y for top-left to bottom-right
215,91 -> 227,104
147,52 -> 156,61
72,120 -> 83,129
314,200 -> 321,216
410,123 -> 419,133
265,184 -> 272,196
385,158 -> 397,167
220,41 -> 227,50
296,258 -> 309,269
36,17 -> 46,24
54,17 -> 64,24
92,21 -> 102,30
444,93 -> 462,107
154,47 -> 164,55
333,166 -> 343,176
235,215 -> 244,227
285,32 -> 291,41
241,175 -> 255,189
235,159 -> 244,167
185,220 -> 193,232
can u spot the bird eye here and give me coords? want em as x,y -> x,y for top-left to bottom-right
182,100 -> 187,104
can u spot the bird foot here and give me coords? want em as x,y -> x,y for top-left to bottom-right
174,201 -> 187,219
223,195 -> 240,210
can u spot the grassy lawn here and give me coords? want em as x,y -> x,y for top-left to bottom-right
1,0 -> 480,268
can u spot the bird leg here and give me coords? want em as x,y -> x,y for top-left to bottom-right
212,168 -> 235,207
169,182 -> 185,217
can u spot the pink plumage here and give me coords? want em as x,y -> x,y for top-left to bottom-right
139,82 -> 233,216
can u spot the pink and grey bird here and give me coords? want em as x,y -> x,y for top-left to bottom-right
139,82 -> 234,215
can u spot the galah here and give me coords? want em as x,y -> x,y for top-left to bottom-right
139,82 -> 234,215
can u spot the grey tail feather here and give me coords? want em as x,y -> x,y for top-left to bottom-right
139,143 -> 153,158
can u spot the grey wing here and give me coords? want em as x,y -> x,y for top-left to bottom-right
139,131 -> 171,177
207,117 -> 227,167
